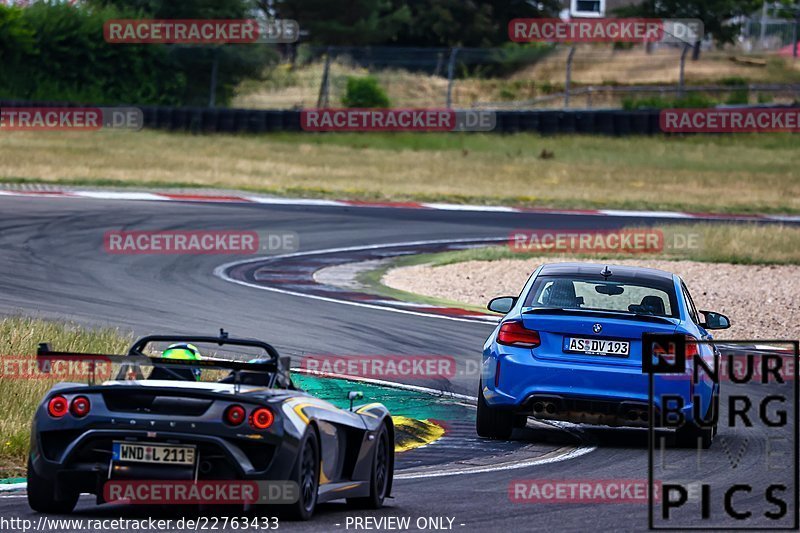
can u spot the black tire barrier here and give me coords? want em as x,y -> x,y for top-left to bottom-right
1,100 -> 683,135
612,112 -> 632,136
201,109 -> 219,132
574,111 -> 595,134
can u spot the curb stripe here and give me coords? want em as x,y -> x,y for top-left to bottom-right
214,238 -> 507,324
0,188 -> 798,222
0,482 -> 26,492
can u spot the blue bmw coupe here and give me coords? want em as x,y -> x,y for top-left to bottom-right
477,262 -> 729,448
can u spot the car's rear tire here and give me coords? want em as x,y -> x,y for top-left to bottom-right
27,459 -> 78,514
348,422 -> 392,509
281,428 -> 320,521
476,380 -> 514,440
675,394 -> 717,449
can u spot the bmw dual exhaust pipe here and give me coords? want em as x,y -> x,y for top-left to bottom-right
530,398 -> 650,426
626,409 -> 649,422
532,401 -> 557,415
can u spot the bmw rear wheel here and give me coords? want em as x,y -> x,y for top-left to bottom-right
675,394 -> 717,449
476,379 -> 514,440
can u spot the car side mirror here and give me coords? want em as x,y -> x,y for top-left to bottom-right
348,390 -> 363,411
487,296 -> 517,314
700,310 -> 730,330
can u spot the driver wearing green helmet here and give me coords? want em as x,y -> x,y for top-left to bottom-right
158,342 -> 203,381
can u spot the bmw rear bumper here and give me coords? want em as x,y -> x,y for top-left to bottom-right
483,347 -> 709,426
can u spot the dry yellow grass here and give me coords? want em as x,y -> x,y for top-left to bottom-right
233,48 -> 800,109
517,47 -> 797,85
0,317 -> 132,478
0,130 -> 798,214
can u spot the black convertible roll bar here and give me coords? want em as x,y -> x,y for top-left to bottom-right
37,329 -> 291,389
128,329 -> 281,363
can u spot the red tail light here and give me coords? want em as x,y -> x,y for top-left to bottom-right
497,321 -> 541,348
224,405 -> 246,426
685,336 -> 699,359
47,396 -> 68,418
249,407 -> 274,430
70,396 -> 91,417
651,336 -> 699,362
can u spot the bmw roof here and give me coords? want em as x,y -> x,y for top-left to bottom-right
537,262 -> 676,283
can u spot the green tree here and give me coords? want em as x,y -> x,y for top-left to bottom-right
76,0 -> 275,105
278,0 -> 559,47
279,0 -> 411,45
0,1 -> 276,106
615,0 -> 763,58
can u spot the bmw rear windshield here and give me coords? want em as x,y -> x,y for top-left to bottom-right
522,274 -> 679,318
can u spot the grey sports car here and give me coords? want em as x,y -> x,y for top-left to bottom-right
27,331 -> 394,520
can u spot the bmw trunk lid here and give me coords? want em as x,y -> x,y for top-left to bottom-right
521,309 -> 679,367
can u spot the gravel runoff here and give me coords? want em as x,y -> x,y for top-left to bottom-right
382,257 -> 800,340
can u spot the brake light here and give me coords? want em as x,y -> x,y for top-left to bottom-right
224,405 -> 246,426
651,335 -> 699,361
685,336 -> 699,359
249,407 -> 274,430
70,396 -> 91,417
47,396 -> 68,418
497,321 -> 541,348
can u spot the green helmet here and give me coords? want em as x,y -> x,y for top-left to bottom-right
162,343 -> 202,380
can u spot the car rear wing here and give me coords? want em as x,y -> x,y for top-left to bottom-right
37,329 -> 291,388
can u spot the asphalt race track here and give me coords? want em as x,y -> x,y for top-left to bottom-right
0,195 -> 797,532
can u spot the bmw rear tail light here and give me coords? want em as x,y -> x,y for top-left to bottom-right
249,407 -> 274,430
685,336 -> 699,359
224,405 -> 246,426
70,396 -> 91,417
47,396 -> 68,418
497,321 -> 541,348
652,336 -> 699,362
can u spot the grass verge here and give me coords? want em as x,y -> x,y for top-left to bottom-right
356,261 -> 488,313
0,317 -> 131,478
1,130 -> 798,214
403,224 -> 800,267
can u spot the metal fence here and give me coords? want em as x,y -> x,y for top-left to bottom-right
230,43 -> 800,111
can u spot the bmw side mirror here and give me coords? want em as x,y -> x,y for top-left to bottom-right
487,296 -> 517,314
700,310 -> 730,330
348,390 -> 363,411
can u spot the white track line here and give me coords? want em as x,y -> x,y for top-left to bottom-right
394,445 -> 596,480
0,482 -> 26,492
214,238 -> 507,324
